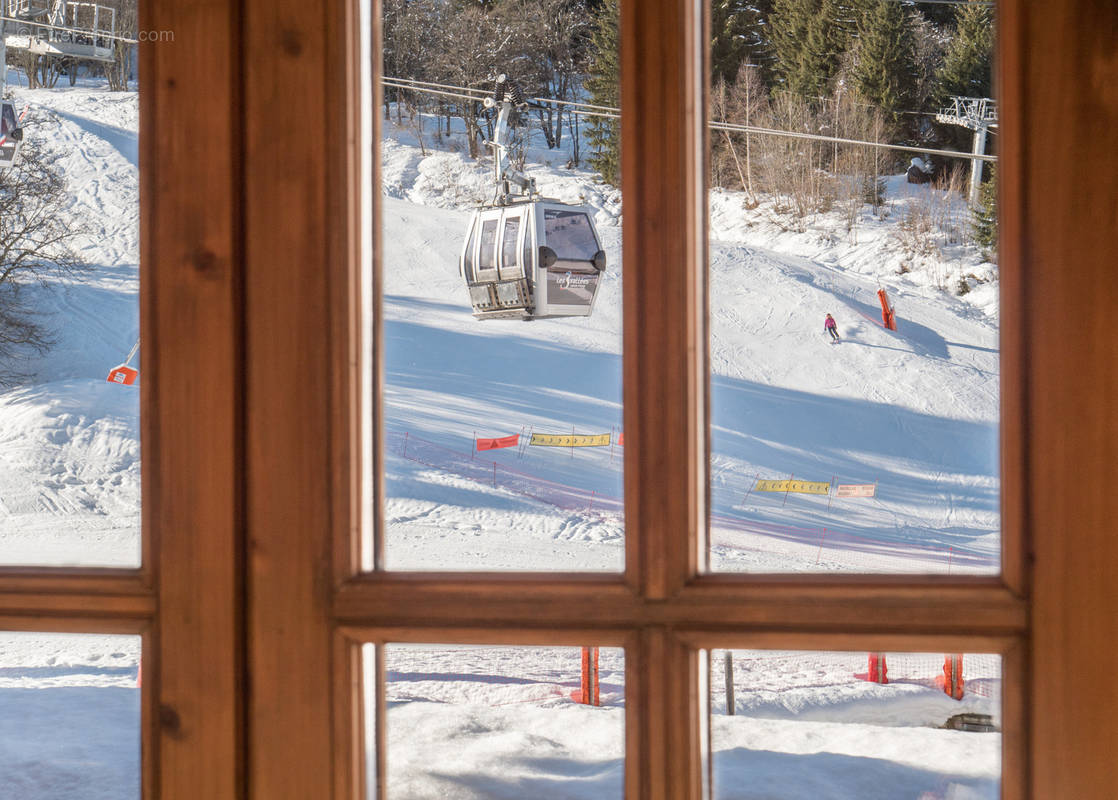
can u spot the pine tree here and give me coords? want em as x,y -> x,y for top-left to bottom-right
769,0 -> 844,101
585,0 -> 620,186
710,0 -> 771,86
937,0 -> 994,100
971,165 -> 997,258
850,0 -> 916,119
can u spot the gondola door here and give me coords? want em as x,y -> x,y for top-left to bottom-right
461,207 -> 534,318
460,211 -> 500,315
534,203 -> 605,318
494,210 -> 532,313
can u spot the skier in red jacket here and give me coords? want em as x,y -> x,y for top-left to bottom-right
824,313 -> 840,342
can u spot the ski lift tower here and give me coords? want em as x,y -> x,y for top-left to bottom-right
0,0 -> 119,92
482,73 -> 537,206
935,96 -> 997,206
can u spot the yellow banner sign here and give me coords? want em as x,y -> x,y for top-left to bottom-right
836,483 -> 876,498
754,479 -> 831,495
530,433 -> 612,448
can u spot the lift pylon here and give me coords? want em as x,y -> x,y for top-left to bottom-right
935,96 -> 997,206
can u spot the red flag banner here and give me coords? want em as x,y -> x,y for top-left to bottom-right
616,433 -> 624,446
476,434 -> 520,451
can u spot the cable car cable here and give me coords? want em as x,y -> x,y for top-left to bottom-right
381,77 -> 992,162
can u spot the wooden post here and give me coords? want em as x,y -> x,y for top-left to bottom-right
593,647 -> 600,706
723,652 -> 735,716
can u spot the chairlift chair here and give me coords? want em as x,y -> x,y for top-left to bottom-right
458,74 -> 607,320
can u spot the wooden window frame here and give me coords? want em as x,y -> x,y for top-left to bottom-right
0,0 -> 1114,798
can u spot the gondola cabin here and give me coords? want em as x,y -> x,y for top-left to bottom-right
460,200 -> 606,320
0,101 -> 25,169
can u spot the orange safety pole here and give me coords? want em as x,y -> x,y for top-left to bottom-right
942,654 -> 964,700
877,288 -> 898,331
867,652 -> 888,684
581,646 -> 590,705
592,647 -> 600,706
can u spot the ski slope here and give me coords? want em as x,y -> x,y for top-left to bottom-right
0,90 -> 1001,798
381,126 -> 1000,575
0,85 -> 140,569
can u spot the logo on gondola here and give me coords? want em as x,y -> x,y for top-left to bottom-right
560,271 -> 592,290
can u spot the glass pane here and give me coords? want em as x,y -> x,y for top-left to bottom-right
708,649 -> 1002,799
374,0 -> 624,571
0,631 -> 141,799
0,9 -> 141,567
363,643 -> 378,795
376,644 -> 624,799
706,1 -> 1000,574
500,216 -> 520,274
478,219 -> 498,272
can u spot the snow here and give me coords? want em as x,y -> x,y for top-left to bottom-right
0,88 -> 1002,797
379,113 -> 999,577
0,84 -> 140,569
0,632 -> 140,800
376,645 -> 999,799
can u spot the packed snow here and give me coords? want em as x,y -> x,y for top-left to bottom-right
0,82 -> 1002,797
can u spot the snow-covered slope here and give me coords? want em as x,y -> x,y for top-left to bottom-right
0,85 -> 140,568
0,91 -> 1002,799
380,116 -> 999,575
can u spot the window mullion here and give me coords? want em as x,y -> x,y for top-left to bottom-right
627,627 -> 704,800
621,0 -> 706,600
242,0 -> 342,799
146,0 -> 244,798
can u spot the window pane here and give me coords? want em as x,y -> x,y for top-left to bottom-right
376,644 -> 624,799
0,632 -> 141,799
478,219 -> 498,272
708,649 -> 1001,799
500,216 -> 520,275
363,643 -> 378,795
706,1 -> 1000,574
0,14 -> 141,568
374,1 -> 624,571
